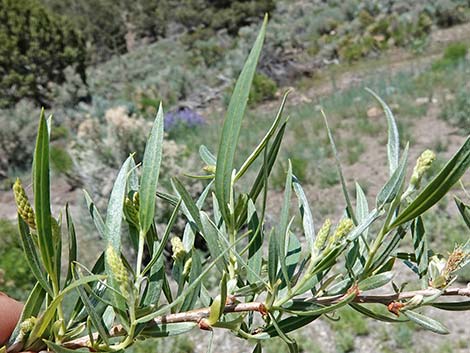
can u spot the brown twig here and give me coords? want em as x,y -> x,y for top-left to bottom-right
43,286 -> 470,351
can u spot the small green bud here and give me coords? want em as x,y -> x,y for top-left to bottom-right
13,178 -> 36,229
203,165 -> 216,174
171,236 -> 186,261
410,149 -> 435,189
332,218 -> 354,243
314,218 -> 331,251
106,246 -> 129,295
132,191 -> 140,208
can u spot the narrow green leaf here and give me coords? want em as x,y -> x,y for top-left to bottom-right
249,122 -> 287,201
17,216 -> 53,296
322,110 -> 356,224
350,303 -> 405,322
252,343 -> 262,353
411,217 -> 428,280
215,16 -> 267,220
376,144 -> 408,208
268,229 -> 279,287
200,211 -> 229,273
282,291 -> 356,316
293,176 -> 315,255
83,189 -> 106,238
140,103 -> 164,234
390,137 -> 470,229
172,177 -> 203,230
199,145 -> 217,166
355,183 -> 369,228
455,196 -> 470,230
365,88 -> 400,175
431,301 -> 470,311
105,156 -> 132,251
358,271 -> 393,291
180,250 -> 203,311
141,242 -> 165,307
65,204 -> 77,286
142,200 -> 181,277
278,161 -> 293,289
403,310 -> 449,334
73,267 -> 110,345
250,315 -> 319,340
235,90 -> 289,181
33,110 -> 55,277
208,271 -> 227,325
247,200 -> 263,284
346,209 -> 380,242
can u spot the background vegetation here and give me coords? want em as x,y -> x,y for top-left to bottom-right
1,1 -> 470,352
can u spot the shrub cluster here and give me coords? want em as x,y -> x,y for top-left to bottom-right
0,0 -> 87,108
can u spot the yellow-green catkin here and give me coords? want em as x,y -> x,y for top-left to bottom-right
332,218 -> 354,243
124,197 -> 139,227
106,246 -> 129,295
410,149 -> 436,189
13,178 -> 36,229
314,218 -> 331,252
171,236 -> 186,261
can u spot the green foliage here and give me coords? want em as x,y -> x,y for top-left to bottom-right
3,18 -> 470,353
0,0 -> 86,108
432,42 -> 468,71
174,0 -> 275,35
0,219 -> 35,300
50,146 -> 73,174
250,73 -> 278,104
440,85 -> 470,130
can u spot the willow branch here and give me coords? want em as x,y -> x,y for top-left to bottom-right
60,286 -> 470,350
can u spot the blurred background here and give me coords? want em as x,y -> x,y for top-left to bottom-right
1,0 -> 470,352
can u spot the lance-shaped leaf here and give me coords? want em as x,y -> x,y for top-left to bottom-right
376,143 -> 408,208
247,200 -> 263,284
278,161 -> 293,289
365,88 -> 400,175
140,103 -> 164,235
105,156 -> 132,251
322,110 -> 356,224
141,322 -> 197,337
293,176 -> 315,255
208,271 -> 227,325
83,189 -> 106,238
431,301 -> 470,311
455,196 -> 470,230
215,16 -> 267,221
180,250 -> 203,311
200,145 -> 217,166
411,217 -> 428,280
390,137 -> 470,229
235,90 -> 289,181
403,310 -> 449,334
350,303 -> 405,323
33,110 -> 55,279
358,271 -> 393,291
65,204 -> 77,286
173,177 -> 203,231
17,216 -> 52,296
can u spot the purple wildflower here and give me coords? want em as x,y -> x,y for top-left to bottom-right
164,108 -> 205,131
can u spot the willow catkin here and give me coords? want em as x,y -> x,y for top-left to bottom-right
314,218 -> 331,252
13,178 -> 36,229
106,246 -> 129,296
